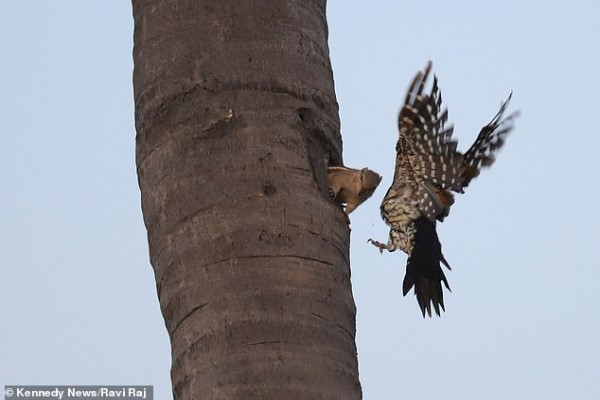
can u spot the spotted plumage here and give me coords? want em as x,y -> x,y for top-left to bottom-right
369,61 -> 517,317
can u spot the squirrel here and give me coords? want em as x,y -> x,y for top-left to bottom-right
327,166 -> 382,214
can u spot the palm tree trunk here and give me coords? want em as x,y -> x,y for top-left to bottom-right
132,1 -> 360,398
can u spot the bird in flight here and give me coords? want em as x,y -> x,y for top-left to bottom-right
369,61 -> 518,317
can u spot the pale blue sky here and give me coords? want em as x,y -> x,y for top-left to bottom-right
1,2 -> 599,399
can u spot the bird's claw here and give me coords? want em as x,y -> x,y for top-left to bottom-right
367,238 -> 386,254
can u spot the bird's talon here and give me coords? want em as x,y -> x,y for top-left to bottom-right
368,238 -> 387,253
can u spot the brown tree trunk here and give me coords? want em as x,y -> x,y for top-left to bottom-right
132,1 -> 360,399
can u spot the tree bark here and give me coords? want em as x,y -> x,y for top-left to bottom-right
132,1 -> 360,399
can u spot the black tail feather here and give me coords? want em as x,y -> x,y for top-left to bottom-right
402,216 -> 451,317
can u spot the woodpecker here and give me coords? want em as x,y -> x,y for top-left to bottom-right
368,61 -> 517,317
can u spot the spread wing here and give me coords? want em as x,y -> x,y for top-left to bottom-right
394,62 -> 464,220
461,93 -> 518,189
